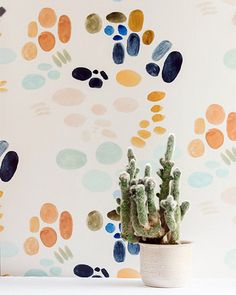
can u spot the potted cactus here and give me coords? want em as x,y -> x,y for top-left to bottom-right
110,134 -> 192,288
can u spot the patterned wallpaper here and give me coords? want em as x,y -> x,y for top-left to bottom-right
1,0 -> 236,278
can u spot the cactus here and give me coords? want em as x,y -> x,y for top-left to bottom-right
109,134 -> 190,244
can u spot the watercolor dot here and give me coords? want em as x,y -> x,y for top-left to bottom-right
139,120 -> 150,128
153,126 -> 166,135
96,142 -> 122,165
113,240 -> 126,262
24,237 -> 39,255
86,14 -> 102,34
227,112 -> 236,141
38,63 -> 52,71
205,128 -> 224,149
74,264 -> 94,277
113,97 -> 139,113
152,114 -> 165,122
40,259 -> 54,267
29,216 -> 40,233
131,137 -> 146,148
48,70 -> 60,80
105,223 -> 116,233
127,243 -> 140,255
117,268 -> 140,278
104,25 -> 114,35
113,190 -> 121,198
87,210 -> 103,231
38,8 -> 57,28
25,269 -> 48,277
91,104 -> 107,115
114,233 -> 121,239
147,91 -> 166,102
40,203 -> 58,224
206,104 -> 225,125
0,241 -> 19,257
194,118 -> 206,134
118,25 -> 127,35
224,49 -> 236,69
64,113 -> 87,127
82,170 -> 112,192
56,149 -> 87,170
188,139 -> 205,157
0,48 -> 17,64
216,168 -> 229,178
22,42 -> 37,60
53,88 -> 86,106
138,130 -> 151,139
102,129 -> 117,139
22,74 -> 46,90
28,21 -> 38,37
225,249 -> 236,270
50,267 -> 62,276
116,70 -> 141,87
188,172 -> 213,188
40,227 -> 57,247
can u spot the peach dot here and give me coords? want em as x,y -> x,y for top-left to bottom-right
0,225 -> 4,232
194,118 -> 205,135
117,268 -> 140,278
38,31 -> 55,52
206,104 -> 225,125
91,104 -> 107,115
151,105 -> 162,113
147,91 -> 166,102
24,237 -> 39,255
40,227 -> 57,247
38,8 -> 57,28
22,42 -> 37,60
153,126 -> 166,135
138,130 -> 151,139
59,211 -> 73,240
152,114 -> 165,122
102,129 -> 117,138
28,21 -> 38,38
227,112 -> 236,141
29,216 -> 40,233
131,136 -> 146,148
205,128 -> 224,149
139,120 -> 150,128
113,97 -> 139,113
188,139 -> 205,157
40,203 -> 58,224
64,113 -> 86,127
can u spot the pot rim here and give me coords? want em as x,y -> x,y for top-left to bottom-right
139,240 -> 193,248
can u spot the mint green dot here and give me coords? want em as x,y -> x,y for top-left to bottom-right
50,267 -> 62,276
22,74 -> 45,90
48,70 -> 60,80
24,269 -> 48,277
40,259 -> 54,267
0,241 -> 19,257
82,170 -> 112,192
224,49 -> 236,69
96,142 -> 122,165
57,149 -> 87,170
0,48 -> 17,64
38,63 -> 52,71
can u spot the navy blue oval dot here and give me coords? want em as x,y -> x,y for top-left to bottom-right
113,35 -> 123,41
113,240 -> 126,263
94,267 -> 100,272
119,223 -> 122,232
127,242 -> 140,255
92,275 -> 102,278
101,268 -> 109,278
73,264 -> 94,278
114,233 -> 121,239
0,151 -> 19,182
162,51 -> 183,83
72,67 -> 92,81
127,33 -> 140,57
100,71 -> 108,80
89,77 -> 103,88
146,63 -> 160,77
93,70 -> 99,74
113,43 -> 125,65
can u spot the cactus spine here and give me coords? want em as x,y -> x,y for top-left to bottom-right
114,134 -> 189,244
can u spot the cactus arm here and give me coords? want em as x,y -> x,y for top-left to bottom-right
160,195 -> 177,232
180,201 -> 190,220
165,134 -> 175,161
144,164 -> 151,178
145,178 -> 158,222
171,169 -> 181,202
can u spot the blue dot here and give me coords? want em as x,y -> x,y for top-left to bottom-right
216,168 -> 229,178
48,70 -> 60,80
105,223 -> 115,233
113,35 -> 123,41
128,243 -> 140,255
114,233 -> 121,239
24,269 -> 48,277
113,190 -> 121,198
113,240 -> 126,263
119,223 -> 122,232
22,74 -> 45,90
104,25 -> 114,36
50,267 -> 62,276
118,25 -> 127,36
38,63 -> 52,71
188,172 -> 213,188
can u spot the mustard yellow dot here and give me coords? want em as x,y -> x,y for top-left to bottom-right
116,70 -> 141,87
153,126 -> 166,135
139,120 -> 150,128
137,130 -> 151,139
131,137 -> 146,148
147,91 -> 166,102
0,225 -> 4,232
152,114 -> 165,122
0,191 -> 3,198
151,105 -> 162,113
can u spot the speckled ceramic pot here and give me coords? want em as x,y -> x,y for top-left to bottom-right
140,241 -> 192,288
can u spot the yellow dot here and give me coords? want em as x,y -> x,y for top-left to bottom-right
153,126 -> 166,135
116,70 -> 141,87
131,137 -> 146,148
137,130 -> 151,139
0,213 -> 3,219
117,268 -> 141,278
152,114 -> 165,122
151,105 -> 162,113
0,191 -> 3,198
0,225 -> 4,232
139,120 -> 150,128
147,91 -> 166,102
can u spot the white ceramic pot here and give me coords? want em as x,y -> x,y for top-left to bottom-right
140,241 -> 192,288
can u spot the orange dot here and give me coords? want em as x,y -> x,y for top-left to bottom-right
147,91 -> 166,102
28,21 -> 38,38
0,191 -> 3,198
40,203 -> 58,224
0,225 -> 4,232
22,42 -> 37,60
153,126 -> 166,135
206,104 -> 225,125
131,137 -> 146,148
142,30 -> 155,45
24,237 -> 39,255
194,118 -> 205,134
188,139 -> 205,157
58,15 -> 71,43
139,120 -> 150,128
226,112 -> 236,141
128,10 -> 144,32
117,268 -> 140,278
59,211 -> 73,240
38,8 -> 57,28
29,216 -> 40,233
137,130 -> 151,139
151,105 -> 162,113
205,128 -> 224,149
152,114 -> 165,122
40,227 -> 57,247
38,31 -> 55,52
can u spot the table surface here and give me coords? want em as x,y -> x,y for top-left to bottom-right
0,277 -> 236,295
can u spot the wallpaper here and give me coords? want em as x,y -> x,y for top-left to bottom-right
1,0 -> 236,278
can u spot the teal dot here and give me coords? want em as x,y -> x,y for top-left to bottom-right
24,269 -> 48,277
0,48 -> 17,64
96,142 -> 122,165
38,63 -> 53,71
216,168 -> 229,178
82,170 -> 112,192
40,259 -> 54,267
0,241 -> 19,257
204,161 -> 221,169
57,149 -> 87,170
188,172 -> 213,188
22,74 -> 45,90
224,49 -> 236,69
225,249 -> 236,270
48,70 -> 60,80
50,267 -> 62,276
105,223 -> 115,233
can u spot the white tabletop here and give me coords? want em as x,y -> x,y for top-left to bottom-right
0,277 -> 235,295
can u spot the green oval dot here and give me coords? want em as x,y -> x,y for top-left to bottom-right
56,149 -> 87,170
